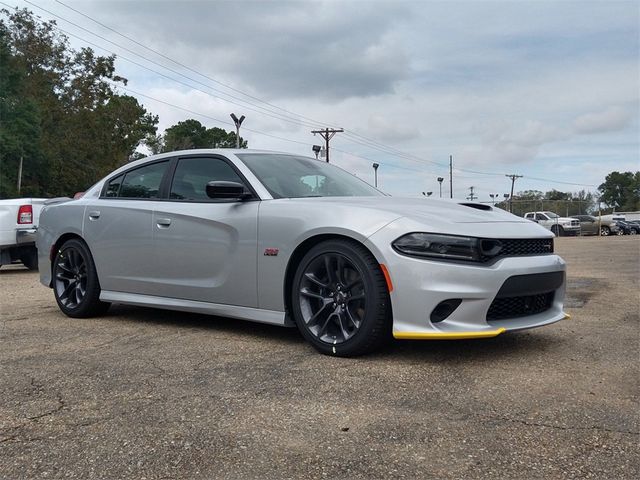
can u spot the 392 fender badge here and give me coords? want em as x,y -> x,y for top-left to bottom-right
264,248 -> 279,256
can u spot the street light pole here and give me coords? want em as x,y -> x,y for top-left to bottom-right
372,163 -> 379,188
230,113 -> 245,148
437,177 -> 444,198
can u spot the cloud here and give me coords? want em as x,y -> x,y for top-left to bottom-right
40,0 -> 639,199
573,106 -> 634,134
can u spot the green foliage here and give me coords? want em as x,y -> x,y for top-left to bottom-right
497,189 -> 597,217
0,8 -> 157,198
161,119 -> 247,152
598,171 -> 640,211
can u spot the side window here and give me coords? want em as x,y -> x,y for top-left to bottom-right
105,174 -> 124,197
119,161 -> 169,199
535,213 -> 546,221
170,157 -> 245,201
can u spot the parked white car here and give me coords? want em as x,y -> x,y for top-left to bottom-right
524,211 -> 581,237
0,198 -> 46,270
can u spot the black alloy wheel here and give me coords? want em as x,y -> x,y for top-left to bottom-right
291,239 -> 391,357
53,239 -> 110,317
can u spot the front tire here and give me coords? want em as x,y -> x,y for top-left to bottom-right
600,226 -> 610,236
53,239 -> 110,318
551,225 -> 564,237
291,239 -> 391,357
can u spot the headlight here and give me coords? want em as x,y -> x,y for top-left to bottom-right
392,233 -> 483,262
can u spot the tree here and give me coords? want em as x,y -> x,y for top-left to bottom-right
0,20 -> 43,197
0,8 -> 158,197
161,119 -> 247,152
598,171 -> 640,212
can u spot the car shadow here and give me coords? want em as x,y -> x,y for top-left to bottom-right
99,304 -> 565,362
0,267 -> 36,275
383,330 -> 568,363
102,304 -> 305,346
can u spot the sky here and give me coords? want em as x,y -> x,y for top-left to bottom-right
9,0 -> 640,200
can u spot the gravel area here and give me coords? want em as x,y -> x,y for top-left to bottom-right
1,236 -> 638,479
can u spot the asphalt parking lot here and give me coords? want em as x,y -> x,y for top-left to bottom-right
1,236 -> 638,479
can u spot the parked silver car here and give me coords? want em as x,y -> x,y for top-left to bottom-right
37,150 -> 568,356
571,215 -> 620,236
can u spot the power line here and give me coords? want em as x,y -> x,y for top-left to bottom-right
3,2 -> 602,190
21,0 -> 323,130
106,82 -> 422,175
53,0 -> 343,130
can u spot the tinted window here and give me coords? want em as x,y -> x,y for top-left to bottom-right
238,153 -> 382,198
119,161 -> 168,199
170,157 -> 244,201
535,214 -> 546,221
105,174 -> 124,197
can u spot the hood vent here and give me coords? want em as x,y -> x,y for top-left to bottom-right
459,202 -> 492,211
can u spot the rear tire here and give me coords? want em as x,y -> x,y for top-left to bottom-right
600,226 -> 610,236
52,239 -> 110,318
291,239 -> 391,357
20,250 -> 38,271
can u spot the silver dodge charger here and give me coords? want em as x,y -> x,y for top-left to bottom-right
37,150 -> 568,356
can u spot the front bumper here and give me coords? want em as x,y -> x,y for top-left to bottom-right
366,233 -> 567,339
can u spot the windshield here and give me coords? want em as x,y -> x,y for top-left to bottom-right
543,211 -> 559,218
237,153 -> 384,199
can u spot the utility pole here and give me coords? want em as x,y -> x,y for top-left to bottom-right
17,150 -> 23,194
505,174 -> 523,213
449,155 -> 453,198
311,128 -> 344,163
466,186 -> 477,201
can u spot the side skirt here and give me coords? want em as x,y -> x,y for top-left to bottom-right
100,290 -> 288,326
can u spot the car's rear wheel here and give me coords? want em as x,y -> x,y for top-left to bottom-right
20,249 -> 38,271
600,226 -> 610,236
291,239 -> 391,357
53,239 -> 110,318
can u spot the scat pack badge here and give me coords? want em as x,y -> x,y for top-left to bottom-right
263,248 -> 279,257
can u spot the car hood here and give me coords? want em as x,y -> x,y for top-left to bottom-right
279,196 -> 528,224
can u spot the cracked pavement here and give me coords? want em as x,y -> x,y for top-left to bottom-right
0,236 -> 638,479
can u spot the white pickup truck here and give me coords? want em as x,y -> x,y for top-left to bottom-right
524,211 -> 581,237
0,198 -> 47,270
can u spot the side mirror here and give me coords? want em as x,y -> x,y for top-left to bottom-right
206,181 -> 251,200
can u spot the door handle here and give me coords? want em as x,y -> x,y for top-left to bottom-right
156,218 -> 172,227
88,210 -> 101,220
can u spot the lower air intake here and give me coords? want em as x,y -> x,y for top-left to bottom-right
487,292 -> 555,321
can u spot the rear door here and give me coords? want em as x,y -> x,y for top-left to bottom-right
83,159 -> 171,295
150,155 -> 259,307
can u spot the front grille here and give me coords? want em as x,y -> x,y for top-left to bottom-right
487,292 -> 555,320
480,238 -> 553,262
570,220 -> 580,227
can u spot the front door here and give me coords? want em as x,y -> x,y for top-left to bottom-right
150,155 -> 259,307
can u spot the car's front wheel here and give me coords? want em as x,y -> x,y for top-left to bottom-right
600,226 -> 610,236
53,238 -> 110,318
291,239 -> 391,357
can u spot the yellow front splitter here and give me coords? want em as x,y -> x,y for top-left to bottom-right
393,328 -> 506,340
394,314 -> 571,340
